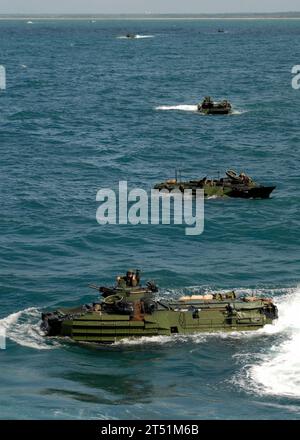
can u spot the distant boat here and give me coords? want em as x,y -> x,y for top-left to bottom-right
154,169 -> 276,199
197,96 -> 232,115
126,33 -> 137,39
27,21 -> 33,24
217,29 -> 225,33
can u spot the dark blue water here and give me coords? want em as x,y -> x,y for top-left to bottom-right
0,18 -> 300,420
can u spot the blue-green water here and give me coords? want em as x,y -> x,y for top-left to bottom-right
0,19 -> 300,420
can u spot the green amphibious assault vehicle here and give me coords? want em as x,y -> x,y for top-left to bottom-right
198,96 -> 232,115
41,270 -> 278,344
154,169 -> 276,199
125,33 -> 137,39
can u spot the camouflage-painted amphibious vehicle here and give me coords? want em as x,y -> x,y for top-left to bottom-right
41,270 -> 278,344
197,96 -> 232,115
154,169 -> 276,199
126,33 -> 137,39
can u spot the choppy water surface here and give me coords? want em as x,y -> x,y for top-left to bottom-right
0,19 -> 300,419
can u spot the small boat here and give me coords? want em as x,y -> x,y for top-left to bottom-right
198,96 -> 232,115
125,33 -> 137,39
154,169 -> 276,199
41,270 -> 278,344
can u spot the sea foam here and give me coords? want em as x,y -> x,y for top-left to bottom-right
231,287 -> 300,399
155,104 -> 198,112
247,288 -> 300,398
0,308 -> 59,350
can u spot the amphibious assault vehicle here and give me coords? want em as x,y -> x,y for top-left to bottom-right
154,169 -> 276,199
41,270 -> 278,345
197,96 -> 232,115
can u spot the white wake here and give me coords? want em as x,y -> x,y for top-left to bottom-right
0,308 -> 59,350
247,289 -> 300,398
117,35 -> 154,39
155,104 -> 198,112
232,288 -> 300,398
231,109 -> 247,115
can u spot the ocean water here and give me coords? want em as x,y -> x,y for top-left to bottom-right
0,18 -> 300,420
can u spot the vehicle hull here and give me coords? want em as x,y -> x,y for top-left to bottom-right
42,299 -> 278,344
154,183 -> 276,199
198,107 -> 231,115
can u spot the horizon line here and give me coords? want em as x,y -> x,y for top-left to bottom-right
1,11 -> 300,16
1,12 -> 300,21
